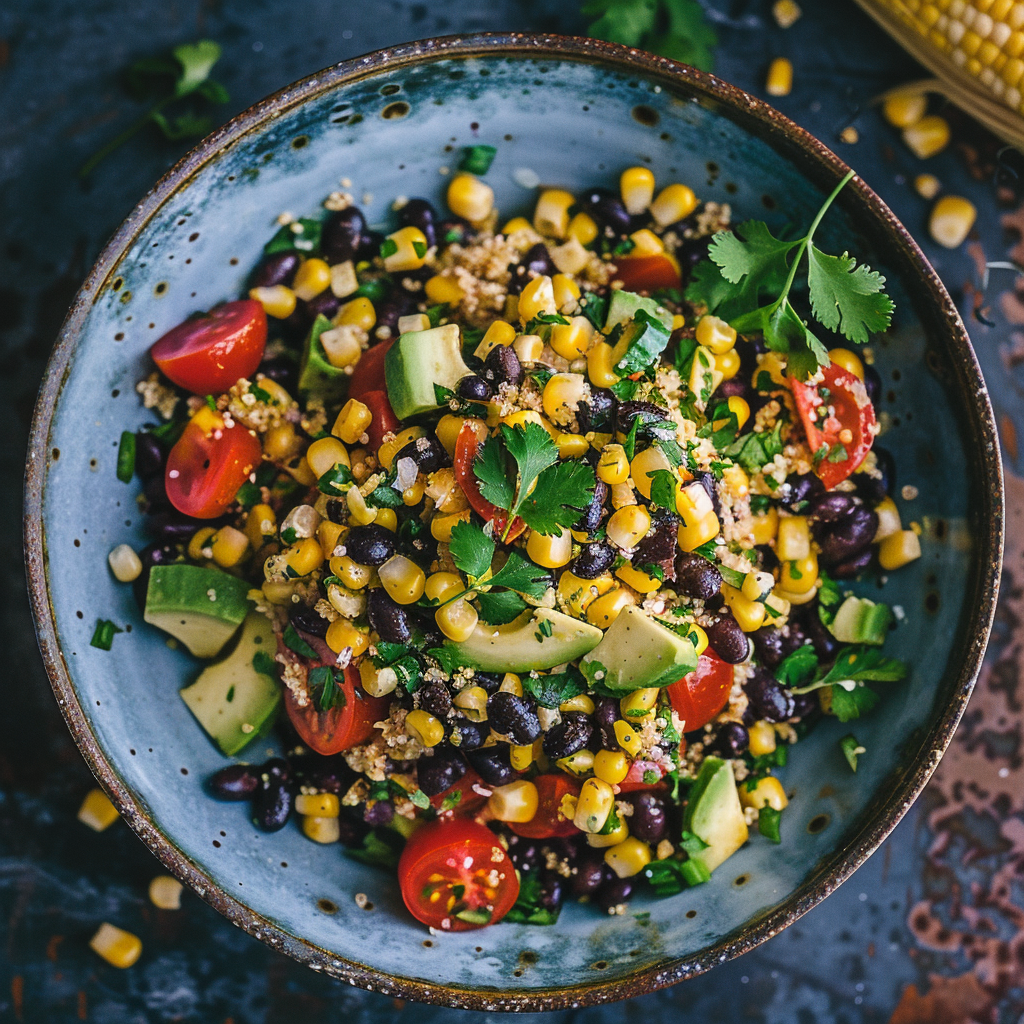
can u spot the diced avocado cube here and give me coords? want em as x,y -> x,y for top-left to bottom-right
683,756 -> 749,872
384,323 -> 471,420
603,288 -> 673,334
829,595 -> 892,646
298,314 -> 348,403
455,608 -> 602,673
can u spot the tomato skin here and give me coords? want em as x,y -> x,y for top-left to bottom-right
790,364 -> 876,489
360,390 -> 402,453
618,759 -> 671,793
398,819 -> 519,931
429,767 -> 488,816
666,649 -> 734,733
611,253 -> 682,292
150,300 -> 267,394
509,774 -> 580,839
165,415 -> 263,519
348,338 -> 393,401
453,424 -> 526,541
283,664 -> 388,756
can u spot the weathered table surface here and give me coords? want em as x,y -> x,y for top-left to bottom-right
2,1 -> 1022,1021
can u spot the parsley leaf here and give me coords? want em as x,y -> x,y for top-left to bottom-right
502,422 -> 559,504
584,0 -> 717,72
775,645 -> 819,689
488,551 -> 550,598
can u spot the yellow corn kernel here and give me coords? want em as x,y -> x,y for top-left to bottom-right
335,295 -> 376,331
606,504 -> 652,549
620,686 -> 659,720
425,571 -> 464,603
325,619 -> 369,657
714,395 -> 750,432
772,0 -> 802,28
148,875 -> 183,910
766,57 -> 793,96
558,748 -> 596,778
500,410 -> 553,435
557,570 -> 613,616
107,543 -> 143,583
518,274 -> 558,324
447,172 -> 494,222
677,476 -> 717,520
568,210 -> 599,245
748,720 -> 778,757
613,719 -> 642,757
526,526 -> 573,568
689,345 -> 723,400
89,923 -> 142,969
283,455 -> 317,488
435,597 -> 479,642
882,90 -> 927,128
739,775 -> 789,811
929,195 -> 977,248
378,554 -> 426,604
616,562 -> 662,594
593,749 -> 631,786
873,496 -> 902,542
550,317 -> 593,361
684,622 -> 710,656
777,515 -> 810,561
555,432 -> 589,459
376,507 -> 399,532
551,273 -> 581,312
377,426 -> 426,471
542,372 -> 589,427
188,526 -> 217,562
510,743 -> 535,772
780,552 -> 818,594
879,529 -> 922,570
474,319 -> 517,361
332,399 -> 372,445
586,587 -> 636,627
436,414 -> 486,457
502,216 -> 533,235
620,166 -> 655,215
696,314 -> 737,354
263,421 -> 301,462
431,510 -> 471,543
284,537 -> 324,577
677,510 -> 721,551
302,815 -> 341,844
721,463 -> 750,499
249,284 -> 297,319
210,526 -> 250,568
552,694 -> 592,717
650,183 -> 699,227
498,673 -> 524,697
751,505 -> 779,545
828,347 -> 865,380
903,115 -> 950,158
605,836 -> 652,878
345,485 -> 377,526
721,583 -> 767,632
717,347 -> 741,380
629,228 -> 665,255
534,189 -> 575,238
629,445 -> 674,499
773,582 -> 817,606
78,788 -> 119,832
305,437 -> 350,480
332,555 -> 371,589
421,273 -> 463,306
292,257 -> 332,301
382,225 -> 430,272
488,780 -> 539,823
755,351 -> 788,388
914,173 -> 942,200
453,684 -> 488,720
295,793 -> 341,818
405,709 -> 445,749
574,777 -> 616,833
329,259 -> 358,300
587,816 -> 632,849
598,443 -> 630,485
587,340 -> 620,389
402,479 -> 425,506
741,569 -> 775,602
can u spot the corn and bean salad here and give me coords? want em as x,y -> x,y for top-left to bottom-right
108,153 -> 918,930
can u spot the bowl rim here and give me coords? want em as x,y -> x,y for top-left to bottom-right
24,31 -> 1003,1011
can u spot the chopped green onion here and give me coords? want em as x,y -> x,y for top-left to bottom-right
458,144 -> 497,175
116,432 -> 136,483
839,733 -> 865,772
317,464 -> 354,495
758,805 -> 782,844
90,619 -> 123,651
680,858 -> 711,886
379,238 -> 398,259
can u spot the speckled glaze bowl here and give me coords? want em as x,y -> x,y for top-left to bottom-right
25,33 -> 1002,1010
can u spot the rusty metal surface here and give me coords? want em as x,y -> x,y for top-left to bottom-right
1,0 -> 1022,1021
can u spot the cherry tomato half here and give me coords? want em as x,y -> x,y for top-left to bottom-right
790,363 -> 876,490
165,412 -> 263,519
150,300 -> 267,395
509,774 -> 581,839
611,253 -> 682,293
360,389 -> 402,453
348,338 -> 393,402
453,423 -> 526,542
429,767 -> 488,817
283,663 -> 389,756
666,649 -> 733,734
398,819 -> 519,931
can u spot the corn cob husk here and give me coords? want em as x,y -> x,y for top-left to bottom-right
852,0 -> 1024,149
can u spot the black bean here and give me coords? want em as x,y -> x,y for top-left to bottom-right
397,198 -> 438,248
575,479 -> 608,535
708,377 -> 754,408
324,498 -> 347,524
863,363 -> 882,406
363,799 -> 394,826
831,546 -> 875,580
417,749 -> 467,797
633,512 -> 680,580
791,690 -> 820,721
419,680 -> 453,721
817,507 -> 879,567
508,243 -> 557,294
482,343 -> 523,387
572,542 -> 616,579
456,374 -> 493,401
337,816 -> 370,847
745,669 -> 795,723
374,291 -> 416,332
146,512 -> 201,542
714,722 -> 750,757
474,672 -> 503,695
853,446 -> 894,505
306,291 -> 341,323
251,250 -> 301,288
791,603 -> 840,661
627,792 -> 668,844
571,854 -> 609,897
487,692 -> 542,745
751,626 -> 798,669
504,832 -> 541,872
578,187 -> 632,235
467,746 -> 517,787
366,587 -> 412,644
321,207 -> 367,264
576,387 -> 617,433
673,552 -> 722,600
787,473 -> 825,509
293,755 -> 350,794
537,870 -> 565,911
252,759 -> 293,832
344,524 -> 397,566
134,432 -> 166,479
756,543 -> 780,572
258,359 -> 298,393
142,473 -> 171,512
703,611 -> 750,664
615,401 -> 674,441
395,434 -> 451,473
808,492 -> 857,523
593,698 -> 620,751
288,604 -> 329,639
596,877 -> 635,912
542,712 -> 593,760
676,233 -> 712,275
455,720 -> 487,751
208,764 -> 260,800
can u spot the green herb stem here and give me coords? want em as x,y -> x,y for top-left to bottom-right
79,96 -> 175,178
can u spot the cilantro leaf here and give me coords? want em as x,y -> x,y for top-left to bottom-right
775,645 -> 819,689
283,624 -> 318,660
820,646 -> 907,686
476,589 -> 528,624
172,40 -> 222,96
710,220 -> 796,295
502,422 -> 559,501
487,551 -> 550,599
828,683 -> 880,722
503,871 -> 561,925
584,0 -> 717,72
473,433 -> 515,511
723,422 -> 784,475
521,669 -> 588,709
449,520 -> 494,580
613,309 -> 673,377
516,460 -> 596,536
807,246 -> 895,346
308,665 -> 346,713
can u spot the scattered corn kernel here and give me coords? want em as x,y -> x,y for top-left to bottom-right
586,587 -> 635,628
777,515 -> 811,561
303,815 -> 342,844
526,526 -> 573,568
534,189 -> 575,238
405,709 -> 445,748
425,274 -> 465,306
89,923 -> 142,969
772,0 -> 802,28
748,720 -> 778,757
78,788 -> 119,832
574,777 -> 616,833
766,57 -> 793,96
879,529 -> 922,570
882,90 -> 927,129
620,166 -> 655,215
914,173 -> 941,200
249,285 -> 296,319
378,554 -> 426,604
650,183 -> 699,227
296,793 -> 341,817
435,597 -> 479,642
929,195 -> 977,248
148,875 -> 183,910
903,114 -> 950,159
108,543 -> 142,583
696,314 -> 737,354
605,836 -> 653,878
325,618 -> 369,657
292,257 -> 331,301
382,226 -> 430,273
828,347 -> 865,380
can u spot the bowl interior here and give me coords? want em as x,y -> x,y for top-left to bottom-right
31,40 -> 998,1007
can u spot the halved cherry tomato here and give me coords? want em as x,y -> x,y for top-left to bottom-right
509,774 -> 580,839
618,759 -> 672,793
150,300 -> 267,395
666,648 -> 733,733
429,767 -> 488,817
790,363 -> 876,489
453,423 -> 526,542
398,819 -> 519,931
348,338 -> 394,402
611,253 -> 682,293
360,389 -> 402,453
283,662 -> 388,756
165,411 -> 263,519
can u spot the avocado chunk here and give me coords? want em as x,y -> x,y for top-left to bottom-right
298,314 -> 348,403
580,606 -> 697,695
829,595 -> 892,646
682,756 -> 749,872
603,288 -> 673,334
179,612 -> 281,755
144,563 -> 251,658
384,323 -> 472,420
455,608 -> 602,673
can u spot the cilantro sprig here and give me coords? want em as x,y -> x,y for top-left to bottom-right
686,170 -> 895,380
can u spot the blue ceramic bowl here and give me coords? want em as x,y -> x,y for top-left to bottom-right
25,34 -> 1002,1010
